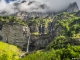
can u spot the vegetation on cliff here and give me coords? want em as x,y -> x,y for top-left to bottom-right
0,16 -> 26,25
19,12 -> 80,60
48,12 -> 80,49
27,17 -> 52,27
26,17 -> 52,35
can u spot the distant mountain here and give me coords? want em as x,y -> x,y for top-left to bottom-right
12,1 -> 79,13
66,2 -> 79,13
14,1 -> 79,13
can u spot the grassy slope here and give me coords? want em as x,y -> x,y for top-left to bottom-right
0,42 -> 20,60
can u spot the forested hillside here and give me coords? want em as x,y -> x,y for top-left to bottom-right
19,12 -> 80,60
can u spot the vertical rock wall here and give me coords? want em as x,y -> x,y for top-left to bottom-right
0,23 -> 30,48
0,23 -> 52,51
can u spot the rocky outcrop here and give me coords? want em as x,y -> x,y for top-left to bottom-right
66,2 -> 79,13
75,10 -> 80,16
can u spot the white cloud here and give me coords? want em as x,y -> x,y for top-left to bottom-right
0,0 -> 79,14
0,0 -> 17,14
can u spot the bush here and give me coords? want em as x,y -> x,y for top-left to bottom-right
0,42 -> 20,60
47,36 -> 66,49
19,45 -> 80,60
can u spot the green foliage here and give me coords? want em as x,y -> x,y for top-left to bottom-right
47,36 -> 66,49
19,12 -> 80,60
56,12 -> 80,37
0,16 -> 26,25
47,12 -> 80,50
19,45 -> 80,60
27,17 -> 52,28
32,32 -> 39,35
0,42 -> 20,60
19,49 -> 57,60
71,33 -> 80,38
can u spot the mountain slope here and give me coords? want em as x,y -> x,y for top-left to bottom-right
49,12 -> 80,49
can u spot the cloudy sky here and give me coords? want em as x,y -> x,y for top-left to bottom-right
0,0 -> 80,14
5,0 -> 80,9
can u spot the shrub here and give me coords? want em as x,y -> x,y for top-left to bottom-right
19,45 -> 80,60
0,42 -> 20,60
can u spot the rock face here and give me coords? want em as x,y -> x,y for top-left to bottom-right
0,23 -> 30,48
0,23 -> 52,51
28,35 -> 52,50
15,12 -> 54,21
75,10 -> 80,16
66,2 -> 79,13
